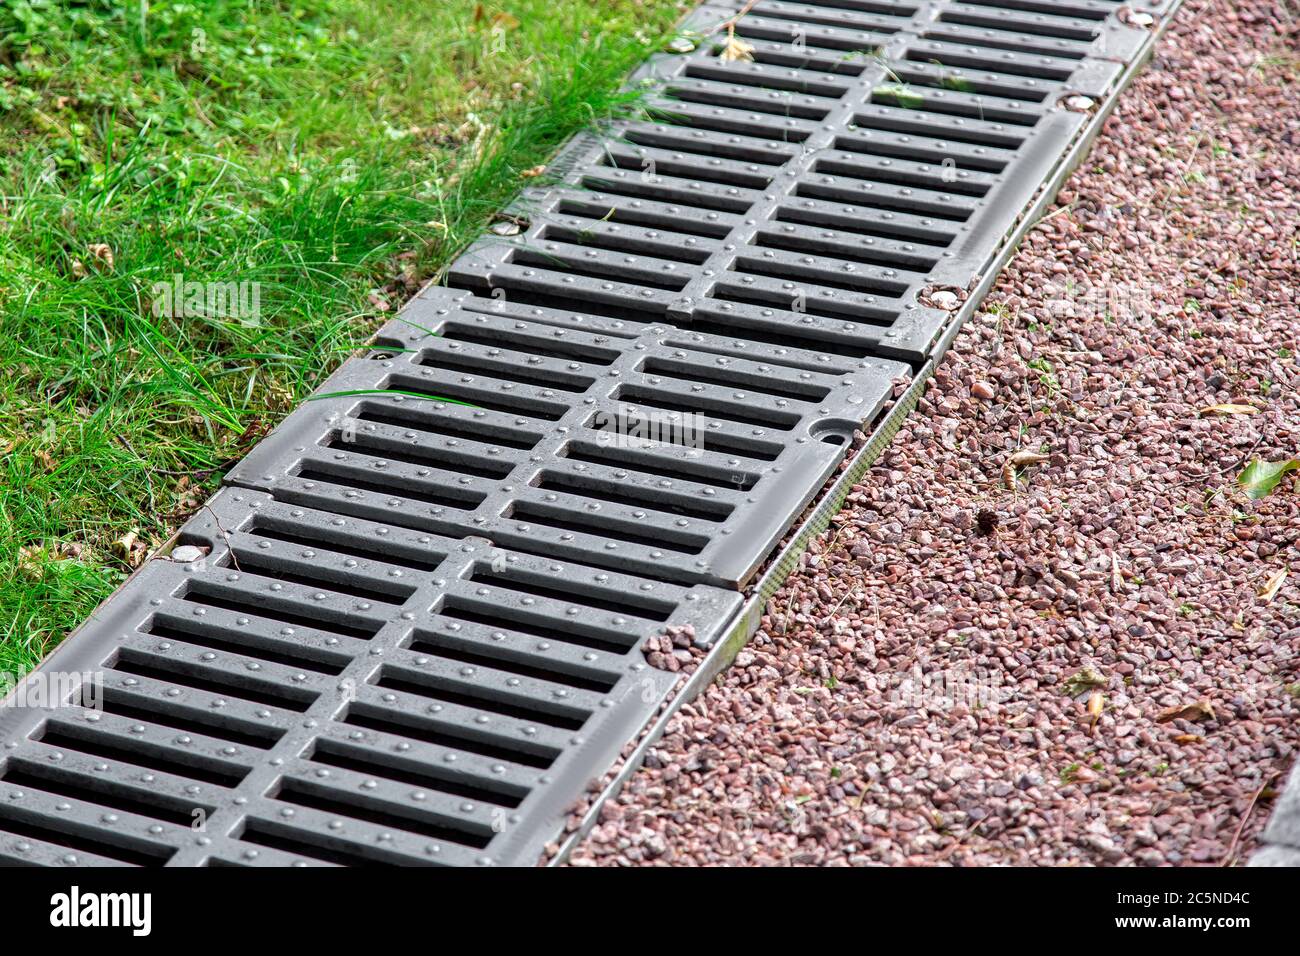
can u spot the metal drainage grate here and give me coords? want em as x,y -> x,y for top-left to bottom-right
0,489 -> 739,866
1,0 -> 1171,865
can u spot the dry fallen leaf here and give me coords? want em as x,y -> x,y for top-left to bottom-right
719,24 -> 755,62
1003,450 -> 1050,489
491,11 -> 520,30
1198,403 -> 1258,416
1258,567 -> 1288,602
1173,734 -> 1204,745
113,529 -> 147,568
34,448 -> 55,472
520,164 -> 546,178
1087,691 -> 1104,732
1156,699 -> 1216,723
366,290 -> 390,312
17,544 -> 44,576
87,243 -> 115,270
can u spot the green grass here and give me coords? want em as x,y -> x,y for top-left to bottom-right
0,0 -> 690,675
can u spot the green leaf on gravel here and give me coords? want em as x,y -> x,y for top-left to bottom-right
1237,457 -> 1300,499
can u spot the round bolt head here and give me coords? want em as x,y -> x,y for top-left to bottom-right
170,545 -> 207,564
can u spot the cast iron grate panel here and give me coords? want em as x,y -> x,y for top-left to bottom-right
0,489 -> 740,866
1,0 -> 1172,865
446,0 -> 1159,364
224,286 -> 907,590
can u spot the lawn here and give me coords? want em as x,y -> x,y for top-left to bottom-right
0,0 -> 687,676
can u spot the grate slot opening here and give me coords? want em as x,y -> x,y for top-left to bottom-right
620,128 -> 793,166
236,819 -> 401,867
683,62 -> 851,100
586,409 -> 780,462
563,440 -> 759,491
728,6 -> 907,32
556,196 -> 736,238
940,9 -> 1099,39
538,224 -> 710,266
441,601 -> 634,655
3,763 -> 216,827
343,705 -> 558,770
601,148 -> 775,190
731,256 -> 913,296
644,106 -> 813,144
447,281 -> 664,326
468,566 -> 675,620
224,548 -> 413,604
405,632 -> 620,694
110,654 -> 317,713
579,170 -> 757,214
904,49 -> 1073,81
681,308 -> 883,353
924,26 -> 1090,57
853,110 -> 1027,149
504,501 -> 709,555
869,86 -> 1041,125
773,205 -> 955,246
954,0 -> 1108,22
752,230 -> 941,271
509,248 -> 688,294
385,373 -> 569,422
832,135 -> 1008,174
588,404 -> 779,460
535,471 -> 735,522
418,346 -> 598,391
441,320 -> 622,364
146,616 -> 349,676
352,403 -> 540,451
618,383 -> 801,430
731,23 -> 889,56
248,520 -> 447,573
663,86 -> 830,122
782,0 -> 918,14
641,355 -> 832,401
98,688 -> 283,748
884,69 -> 1047,104
38,725 -> 249,788
180,581 -> 381,639
310,741 -> 528,808
272,778 -> 495,847
813,156 -> 992,196
374,671 -> 589,731
660,337 -> 856,376
793,181 -> 973,222
293,465 -> 487,511
0,804 -> 176,866
322,432 -> 516,481
707,286 -> 899,327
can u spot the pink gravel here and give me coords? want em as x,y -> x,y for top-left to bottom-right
570,0 -> 1300,866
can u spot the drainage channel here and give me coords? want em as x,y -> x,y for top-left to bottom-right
0,0 -> 1179,866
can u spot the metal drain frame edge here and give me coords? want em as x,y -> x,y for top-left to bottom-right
548,5 -> 1184,865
